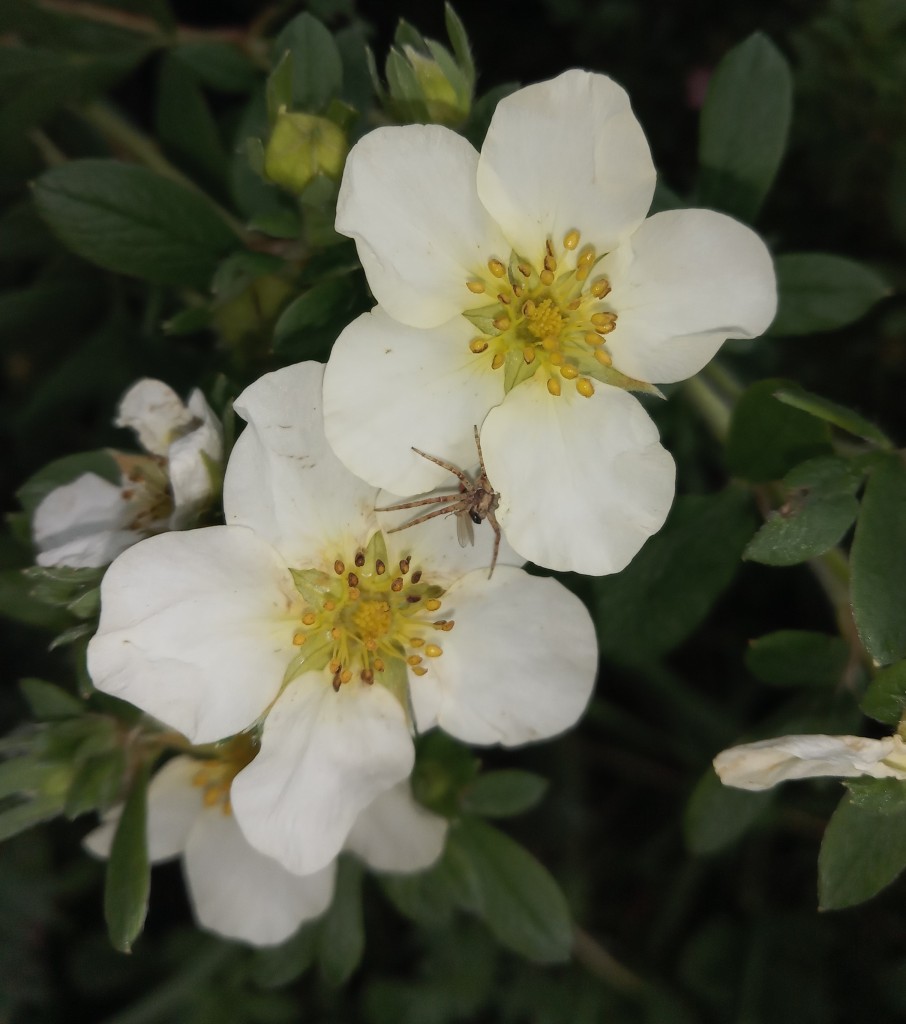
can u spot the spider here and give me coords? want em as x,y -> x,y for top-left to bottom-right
376,426 -> 502,578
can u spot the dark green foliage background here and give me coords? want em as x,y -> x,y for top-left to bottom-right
2,0 -> 906,1022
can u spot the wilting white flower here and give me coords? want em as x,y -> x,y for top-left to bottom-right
87,362 -> 597,877
714,733 -> 906,792
323,69 -> 776,575
85,745 -> 446,946
33,379 -> 223,568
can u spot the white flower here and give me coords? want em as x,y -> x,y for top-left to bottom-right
713,734 -> 906,792
32,379 -> 223,568
85,748 -> 446,947
322,69 -> 776,575
87,362 -> 597,876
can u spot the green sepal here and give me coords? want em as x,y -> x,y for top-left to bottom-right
289,567 -> 334,605
282,634 -> 333,685
578,357 -> 665,398
364,530 -> 389,571
462,302 -> 506,336
376,655 -> 414,726
503,348 -> 534,393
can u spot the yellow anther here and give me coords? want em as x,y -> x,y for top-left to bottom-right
547,377 -> 561,397
348,587 -> 360,600
493,316 -> 510,331
591,312 -> 616,328
330,627 -> 341,640
563,229 -> 580,250
545,238 -> 555,258
324,599 -> 336,611
438,619 -> 455,631
390,577 -> 404,592
590,277 -> 611,298
578,244 -> 596,267
576,377 -> 595,398
425,598 -> 442,611
329,658 -> 341,674
567,299 -> 581,310
407,654 -> 423,666
361,668 -> 374,684
585,332 -> 601,346
302,612 -> 316,626
491,352 -> 505,370
549,352 -> 565,366
334,559 -> 345,575
513,285 -> 524,298
425,644 -> 443,658
541,336 -> 559,351
497,292 -> 511,305
375,559 -> 386,575
560,363 -> 579,379
469,338 -> 488,354
522,300 -> 536,316
374,657 -> 385,671
594,348 -> 613,366
365,637 -> 377,651
517,262 -> 532,277
540,269 -> 554,285
411,637 -> 425,647
523,346 -> 536,364
488,258 -> 506,278
412,665 -> 428,676
595,321 -> 616,336
544,254 -> 557,272
576,265 -> 590,282
340,669 -> 352,685
467,279 -> 486,294
292,632 -> 306,646
399,557 -> 410,574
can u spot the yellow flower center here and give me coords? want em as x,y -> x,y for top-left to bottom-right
190,733 -> 257,816
286,533 -> 453,701
463,229 -> 620,399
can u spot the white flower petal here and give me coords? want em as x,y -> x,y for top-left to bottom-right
422,566 -> 597,746
336,126 -> 508,328
714,734 -> 906,792
476,70 -> 655,259
602,209 -> 777,383
323,308 -> 503,495
480,380 -> 675,574
83,756 -> 202,863
226,363 -> 377,566
231,674 -> 413,875
168,390 -> 223,529
184,805 -> 336,946
87,527 -> 302,745
345,782 -> 447,873
116,379 -> 194,457
33,473 -> 134,568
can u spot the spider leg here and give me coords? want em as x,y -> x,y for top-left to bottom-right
411,447 -> 472,487
472,424 -> 489,476
376,493 -> 461,513
387,501 -> 469,533
487,509 -> 502,579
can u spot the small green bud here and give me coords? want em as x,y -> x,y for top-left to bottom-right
263,111 -> 348,195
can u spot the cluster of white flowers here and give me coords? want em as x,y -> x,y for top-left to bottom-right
55,71 -> 780,947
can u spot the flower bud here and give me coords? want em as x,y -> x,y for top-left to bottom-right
263,111 -> 348,195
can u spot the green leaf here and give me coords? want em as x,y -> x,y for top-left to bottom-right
64,750 -> 125,819
861,661 -> 906,726
104,765 -> 150,953
33,160 -> 238,288
743,457 -> 862,567
0,793 -> 66,842
19,678 -> 83,720
317,856 -> 363,987
461,771 -> 549,819
726,379 -> 832,483
273,274 -> 369,360
593,488 -> 756,665
0,757 -> 61,801
172,41 -> 258,94
818,789 -> 906,909
251,921 -> 320,988
745,631 -> 851,688
273,13 -> 343,113
773,385 -> 893,448
685,767 -> 773,854
380,839 -> 477,928
698,32 -> 793,221
851,455 -> 906,666
452,819 -> 572,963
770,254 -> 891,337
155,55 -> 228,193
0,571 -> 70,630
845,778 -> 906,816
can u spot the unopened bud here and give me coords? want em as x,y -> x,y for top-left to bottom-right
264,111 -> 348,194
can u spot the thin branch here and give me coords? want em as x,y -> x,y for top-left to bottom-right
573,926 -> 644,993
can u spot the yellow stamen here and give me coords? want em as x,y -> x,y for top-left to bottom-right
412,665 -> 428,676
523,346 -> 536,364
540,269 -> 554,285
469,338 -> 488,354
411,637 -> 425,647
560,363 -> 578,379
467,279 -> 485,294
390,577 -> 403,592
334,559 -> 345,575
595,321 -> 616,336
578,244 -> 596,267
591,312 -> 616,328
549,352 -> 565,366
547,377 -> 561,397
594,348 -> 613,366
425,598 -> 442,612
563,229 -> 580,250
293,632 -> 306,646
302,612 -> 316,626
491,352 -> 505,370
340,669 -> 352,685
577,377 -> 595,398
544,254 -> 557,272
517,262 -> 532,278
375,560 -> 386,575
584,332 -> 601,346
493,316 -> 510,331
407,655 -> 423,666
590,277 -> 611,298
425,644 -> 443,658
488,258 -> 506,278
